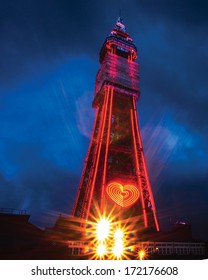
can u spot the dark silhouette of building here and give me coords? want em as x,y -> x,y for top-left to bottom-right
0,208 -> 42,259
0,209 -> 206,259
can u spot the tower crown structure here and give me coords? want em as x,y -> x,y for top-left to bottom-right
72,18 -> 159,233
95,17 -> 139,106
100,17 -> 137,62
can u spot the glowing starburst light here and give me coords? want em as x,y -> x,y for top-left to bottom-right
138,249 -> 146,260
96,218 -> 110,241
112,239 -> 124,259
97,244 -> 107,257
112,227 -> 125,259
114,228 -> 124,240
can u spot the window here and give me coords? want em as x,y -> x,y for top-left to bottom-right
73,248 -> 79,255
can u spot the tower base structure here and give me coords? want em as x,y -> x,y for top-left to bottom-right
64,220 -> 206,260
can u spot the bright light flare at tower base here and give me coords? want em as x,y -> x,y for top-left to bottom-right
96,218 -> 110,241
114,228 -> 124,239
85,204 -> 139,259
96,243 -> 107,258
138,249 -> 147,260
112,240 -> 124,259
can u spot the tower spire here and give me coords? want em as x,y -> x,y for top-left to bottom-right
115,16 -> 126,33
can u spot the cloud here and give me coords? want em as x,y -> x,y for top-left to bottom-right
75,91 -> 95,138
0,141 -> 79,226
156,168 -> 208,239
0,0 -> 105,86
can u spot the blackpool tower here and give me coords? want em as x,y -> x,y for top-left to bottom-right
72,18 -> 159,233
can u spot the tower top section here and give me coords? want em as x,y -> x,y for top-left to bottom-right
99,17 -> 137,62
113,16 -> 126,33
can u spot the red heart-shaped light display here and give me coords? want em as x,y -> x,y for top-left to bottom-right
106,182 -> 140,208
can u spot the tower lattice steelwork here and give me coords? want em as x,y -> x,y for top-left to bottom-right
72,18 -> 159,232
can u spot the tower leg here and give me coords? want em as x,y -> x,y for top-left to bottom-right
101,87 -> 114,214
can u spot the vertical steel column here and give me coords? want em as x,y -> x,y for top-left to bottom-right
85,87 -> 110,220
132,97 -> 160,231
101,87 -> 114,213
71,109 -> 99,216
130,109 -> 148,227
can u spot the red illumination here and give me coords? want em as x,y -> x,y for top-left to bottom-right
130,109 -> 147,227
101,87 -> 114,213
86,91 -> 110,219
106,182 -> 140,208
71,108 -> 99,216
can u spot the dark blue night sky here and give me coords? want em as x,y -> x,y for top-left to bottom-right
0,0 -> 208,240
